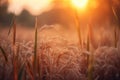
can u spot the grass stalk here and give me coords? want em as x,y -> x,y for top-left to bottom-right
87,22 -> 94,80
74,9 -> 82,48
40,49 -> 43,80
114,27 -> 117,48
87,24 -> 90,51
12,18 -> 17,80
112,6 -> 118,48
37,55 -> 41,80
33,16 -> 38,80
13,20 -> 16,46
87,52 -> 94,80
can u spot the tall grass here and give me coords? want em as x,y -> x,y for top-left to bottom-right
87,24 -> 90,51
7,15 -> 20,80
7,16 -> 40,80
33,16 -> 38,80
87,22 -> 94,80
8,16 -> 25,80
73,8 -> 94,80
112,6 -> 119,48
87,52 -> 94,80
12,18 -> 17,80
74,10 -> 82,48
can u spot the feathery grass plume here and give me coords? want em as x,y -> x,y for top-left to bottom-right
93,47 -> 120,80
0,46 -> 8,62
112,6 -> 118,48
33,16 -> 38,79
74,9 -> 82,48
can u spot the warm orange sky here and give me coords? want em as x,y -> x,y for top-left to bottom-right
0,0 -> 120,27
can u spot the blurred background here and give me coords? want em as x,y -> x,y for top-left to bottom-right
0,0 -> 120,48
0,0 -> 120,27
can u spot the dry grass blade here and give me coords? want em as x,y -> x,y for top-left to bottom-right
33,16 -> 38,79
0,46 -> 8,62
34,17 -> 38,65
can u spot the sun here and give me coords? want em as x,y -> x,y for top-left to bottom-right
71,0 -> 89,9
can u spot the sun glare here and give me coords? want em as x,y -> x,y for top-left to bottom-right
71,0 -> 89,10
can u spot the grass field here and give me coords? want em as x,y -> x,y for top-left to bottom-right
0,23 -> 120,80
